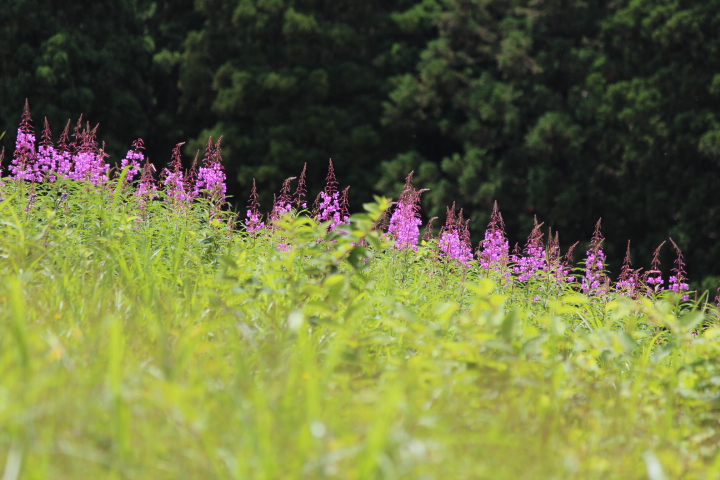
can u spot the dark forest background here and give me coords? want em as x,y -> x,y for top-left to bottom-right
3,0 -> 720,288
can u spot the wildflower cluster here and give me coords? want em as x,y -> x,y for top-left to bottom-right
616,242 -> 640,297
245,179 -> 265,234
2,102 -> 695,304
438,204 -> 473,266
313,160 -> 349,231
645,241 -> 666,295
581,220 -> 608,295
2,102 -> 228,209
478,202 -> 510,272
387,172 -> 425,251
511,219 -> 546,281
669,238 -> 689,300
194,136 -> 226,205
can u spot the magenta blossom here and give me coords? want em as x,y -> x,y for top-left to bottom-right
582,219 -> 608,295
162,142 -> 195,207
511,219 -> 546,281
644,241 -> 666,295
438,204 -> 473,266
245,179 -> 265,233
387,172 -> 425,251
615,241 -> 640,297
194,136 -> 227,205
669,238 -> 690,300
479,202 -> 510,273
120,138 -> 145,183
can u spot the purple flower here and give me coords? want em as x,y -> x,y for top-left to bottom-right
9,100 -> 39,182
245,179 -> 265,233
270,176 -> 296,224
511,218 -> 546,281
669,238 -> 690,300
68,124 -> 109,185
438,204 -> 473,266
162,142 -> 195,207
120,139 -> 145,183
55,120 -> 74,178
545,232 -> 576,284
387,172 -> 425,250
479,202 -> 510,272
193,136 -> 227,204
135,161 -> 158,202
314,160 -> 349,231
615,241 -> 640,297
35,117 -> 58,181
644,241 -> 666,295
582,219 -> 608,295
294,163 -> 308,210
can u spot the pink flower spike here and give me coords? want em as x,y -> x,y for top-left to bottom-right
669,238 -> 690,300
438,203 -> 473,266
511,217 -> 546,281
315,159 -> 349,232
644,241 -> 666,295
194,136 -> 227,205
245,179 -> 265,233
36,117 -> 58,181
582,219 -> 608,295
270,176 -> 296,224
120,138 -> 145,183
478,201 -> 510,273
615,241 -> 640,297
387,172 -> 426,250
162,142 -> 194,208
294,163 -> 308,210
10,99 -> 39,182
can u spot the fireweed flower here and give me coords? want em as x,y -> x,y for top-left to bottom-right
194,136 -> 227,205
120,138 -> 145,183
511,219 -> 546,281
438,204 -> 473,266
270,176 -> 296,224
294,163 -> 308,210
545,231 -> 575,284
135,161 -> 158,203
315,160 -> 349,231
36,117 -> 58,181
669,238 -> 690,300
644,241 -> 666,295
162,142 -> 195,208
582,219 -> 608,295
387,172 -> 425,251
55,120 -> 74,178
70,125 -> 110,185
245,179 -> 265,233
615,241 -> 640,297
479,201 -> 510,272
9,100 -> 39,182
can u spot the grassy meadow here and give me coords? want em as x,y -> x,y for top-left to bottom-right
0,173 -> 719,480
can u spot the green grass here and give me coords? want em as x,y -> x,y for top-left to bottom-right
1,177 -> 719,479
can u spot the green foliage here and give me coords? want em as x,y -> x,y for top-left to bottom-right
0,179 -> 719,478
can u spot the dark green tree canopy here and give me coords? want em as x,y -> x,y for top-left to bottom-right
178,0 -> 422,206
